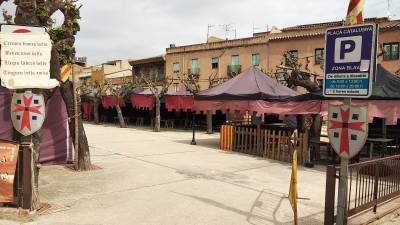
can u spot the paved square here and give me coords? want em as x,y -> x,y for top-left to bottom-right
1,124 -> 328,225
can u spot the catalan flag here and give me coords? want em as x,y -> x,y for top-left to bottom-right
288,149 -> 298,225
60,64 -> 73,83
346,0 -> 365,25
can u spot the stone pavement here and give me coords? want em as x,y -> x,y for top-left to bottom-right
1,124 -> 328,225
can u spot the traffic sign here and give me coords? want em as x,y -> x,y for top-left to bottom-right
323,24 -> 378,98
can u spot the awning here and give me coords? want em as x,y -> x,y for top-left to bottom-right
101,96 -> 126,109
194,99 -> 400,125
164,89 -> 194,112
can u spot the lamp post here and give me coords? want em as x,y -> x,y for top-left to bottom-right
191,112 -> 196,145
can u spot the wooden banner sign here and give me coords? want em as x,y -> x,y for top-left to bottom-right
0,140 -> 19,203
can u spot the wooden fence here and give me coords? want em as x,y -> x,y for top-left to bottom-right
230,125 -> 309,164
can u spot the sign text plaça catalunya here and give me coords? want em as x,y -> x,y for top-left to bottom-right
327,26 -> 373,36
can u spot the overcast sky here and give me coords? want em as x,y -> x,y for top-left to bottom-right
1,0 -> 399,65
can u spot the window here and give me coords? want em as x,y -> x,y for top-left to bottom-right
191,59 -> 199,74
231,55 -> 239,65
383,43 -> 399,61
252,54 -> 260,66
315,48 -> 324,65
212,57 -> 219,69
173,63 -> 180,73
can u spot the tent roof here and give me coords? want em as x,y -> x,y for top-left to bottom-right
195,67 -> 299,101
166,88 -> 193,96
289,65 -> 400,101
132,86 -> 164,96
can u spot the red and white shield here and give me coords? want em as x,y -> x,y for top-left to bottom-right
328,104 -> 368,159
11,91 -> 46,136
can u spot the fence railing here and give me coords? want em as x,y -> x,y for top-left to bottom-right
324,155 -> 400,225
231,125 -> 309,164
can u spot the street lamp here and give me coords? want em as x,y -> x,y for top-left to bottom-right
191,112 -> 196,145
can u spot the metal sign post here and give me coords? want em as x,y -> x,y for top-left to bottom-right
323,24 -> 377,225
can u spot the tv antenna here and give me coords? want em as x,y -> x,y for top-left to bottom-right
253,22 -> 269,35
387,0 -> 396,18
223,24 -> 237,39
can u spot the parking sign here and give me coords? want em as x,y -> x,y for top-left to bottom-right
323,24 -> 377,98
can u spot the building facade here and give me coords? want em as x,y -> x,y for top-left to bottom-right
166,18 -> 400,91
129,55 -> 166,85
76,59 -> 133,96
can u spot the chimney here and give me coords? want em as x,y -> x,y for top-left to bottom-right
170,44 -> 176,48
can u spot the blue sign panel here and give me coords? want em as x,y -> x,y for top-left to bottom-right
323,24 -> 377,98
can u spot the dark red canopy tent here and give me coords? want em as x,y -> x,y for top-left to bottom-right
101,96 -> 126,109
164,88 -> 194,112
195,65 -> 400,125
194,66 -> 300,114
130,87 -> 163,110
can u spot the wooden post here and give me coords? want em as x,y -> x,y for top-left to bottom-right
302,130 -> 310,165
21,142 -> 32,210
382,118 -> 387,157
72,67 -> 79,170
336,98 -> 351,225
206,111 -> 213,134
324,165 -> 337,225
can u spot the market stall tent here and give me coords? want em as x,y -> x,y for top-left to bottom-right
130,87 -> 163,110
194,66 -> 300,114
164,88 -> 194,112
259,64 -> 400,125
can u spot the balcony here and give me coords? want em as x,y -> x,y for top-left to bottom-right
188,67 -> 200,75
227,65 -> 241,77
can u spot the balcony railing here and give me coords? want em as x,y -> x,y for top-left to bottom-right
227,65 -> 242,77
188,67 -> 200,75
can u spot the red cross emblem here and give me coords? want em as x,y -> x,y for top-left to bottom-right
11,91 -> 46,136
328,104 -> 368,159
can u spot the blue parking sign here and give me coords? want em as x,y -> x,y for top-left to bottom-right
323,24 -> 378,98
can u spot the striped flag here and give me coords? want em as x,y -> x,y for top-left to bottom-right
60,64 -> 73,83
289,149 -> 298,225
346,0 -> 365,25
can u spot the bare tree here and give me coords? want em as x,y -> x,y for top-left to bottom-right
136,73 -> 172,132
80,80 -> 102,124
208,71 -> 227,89
275,52 -> 321,93
102,78 -> 135,128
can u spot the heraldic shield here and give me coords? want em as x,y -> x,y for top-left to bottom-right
11,91 -> 46,136
328,104 -> 368,160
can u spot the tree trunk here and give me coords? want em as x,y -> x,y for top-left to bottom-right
154,97 -> 161,132
206,111 -> 213,134
115,96 -> 127,128
60,81 -> 92,171
93,97 -> 100,124
310,115 -> 323,140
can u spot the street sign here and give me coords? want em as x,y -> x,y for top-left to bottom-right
0,25 -> 58,89
328,104 -> 368,159
323,24 -> 377,98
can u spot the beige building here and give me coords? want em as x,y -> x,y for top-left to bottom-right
77,59 -> 133,86
166,18 -> 400,91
